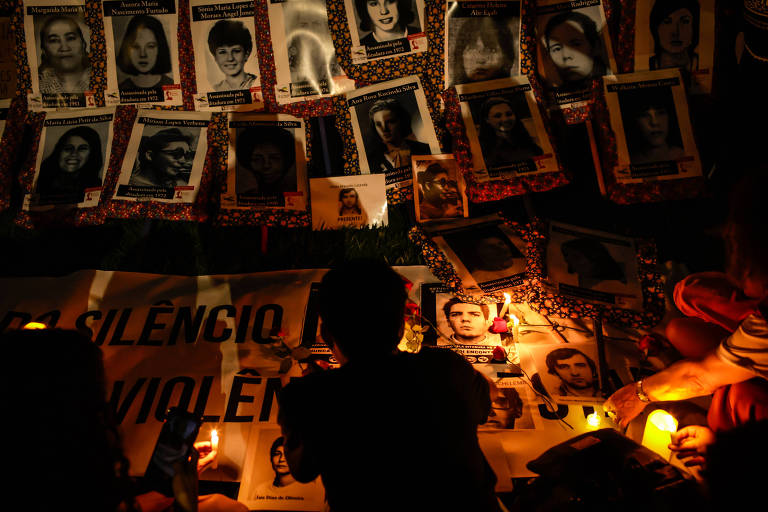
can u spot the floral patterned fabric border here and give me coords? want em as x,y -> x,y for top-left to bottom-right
526,218 -> 665,329
215,114 -> 311,227
442,87 -> 569,203
408,219 -> 540,305
589,86 -> 706,204
0,96 -> 26,212
9,0 -> 29,98
253,0 -> 337,118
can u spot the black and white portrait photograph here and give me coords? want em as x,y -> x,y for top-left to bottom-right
27,109 -> 114,209
412,154 -> 468,223
424,214 -> 527,295
634,0 -> 715,94
224,114 -> 307,211
103,0 -> 181,106
535,0 -> 615,102
347,76 -> 439,183
456,77 -> 558,180
527,343 -> 602,403
309,174 -> 388,230
445,0 -> 520,87
190,0 -> 262,111
480,382 -> 536,430
114,110 -> 211,202
237,426 -> 325,511
270,0 -> 353,103
346,0 -> 426,63
435,295 -> 500,347
604,69 -> 701,183
545,221 -> 643,309
23,1 -> 93,108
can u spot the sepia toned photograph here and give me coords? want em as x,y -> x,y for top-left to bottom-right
412,154 -> 468,222
456,77 -> 558,180
444,0 -> 520,87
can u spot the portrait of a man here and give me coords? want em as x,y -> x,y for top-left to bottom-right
129,128 -> 196,188
235,126 -> 297,200
37,15 -> 91,94
441,298 -> 494,346
416,162 -> 463,220
484,386 -> 524,429
364,97 -> 431,172
535,347 -> 599,398
207,19 -> 257,92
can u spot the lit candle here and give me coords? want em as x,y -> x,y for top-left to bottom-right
499,293 -> 512,318
510,314 -> 520,344
210,429 -> 219,470
641,410 -> 678,460
22,322 -> 47,330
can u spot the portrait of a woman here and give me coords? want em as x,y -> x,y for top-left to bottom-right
355,0 -> 420,46
648,0 -> 700,74
207,20 -> 256,92
37,16 -> 91,94
477,96 -> 543,170
35,126 -> 103,202
620,88 -> 685,165
449,17 -> 516,85
543,10 -> 608,87
116,15 -> 174,91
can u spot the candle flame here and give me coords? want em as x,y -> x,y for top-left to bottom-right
211,429 -> 219,445
22,322 -> 47,330
511,314 -> 519,326
586,412 -> 601,428
648,410 -> 678,433
503,293 -> 511,304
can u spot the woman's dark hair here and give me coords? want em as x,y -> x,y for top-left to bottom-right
338,187 -> 362,215
1,329 -> 137,511
477,96 -> 541,155
649,0 -> 700,64
354,0 -> 416,32
450,17 -> 516,84
207,19 -> 253,56
138,128 -> 193,167
235,126 -> 296,173
39,16 -> 90,71
270,436 -> 285,457
724,170 -> 768,290
618,87 -> 683,156
367,98 -> 413,139
36,125 -> 104,197
544,10 -> 607,80
117,15 -> 172,75
318,259 -> 407,360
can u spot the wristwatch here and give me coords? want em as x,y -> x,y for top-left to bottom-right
635,379 -> 651,403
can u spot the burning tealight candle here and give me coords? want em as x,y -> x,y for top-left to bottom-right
22,322 -> 47,330
211,429 -> 219,469
641,410 -> 678,460
586,412 -> 601,429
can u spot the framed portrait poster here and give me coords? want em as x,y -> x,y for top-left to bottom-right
268,0 -> 354,104
346,75 -> 440,194
22,107 -> 115,211
222,113 -> 308,211
190,0 -> 263,111
444,0 -> 521,88
23,0 -> 99,109
111,109 -> 211,203
535,0 -> 616,109
344,0 -> 427,64
603,68 -> 701,184
455,76 -> 558,181
633,0 -> 715,95
102,0 -> 183,106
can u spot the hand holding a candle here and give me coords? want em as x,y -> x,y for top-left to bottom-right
194,440 -> 218,473
669,425 -> 715,467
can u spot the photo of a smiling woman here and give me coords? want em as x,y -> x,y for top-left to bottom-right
36,15 -> 91,94
648,0 -> 700,74
116,15 -> 173,91
35,126 -> 103,202
207,19 -> 256,92
355,0 -> 421,46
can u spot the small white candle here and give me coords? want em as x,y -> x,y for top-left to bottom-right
641,410 -> 678,460
499,293 -> 512,318
210,429 -> 219,469
511,314 -> 520,343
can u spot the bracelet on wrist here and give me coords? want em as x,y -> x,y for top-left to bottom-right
636,379 -> 652,403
